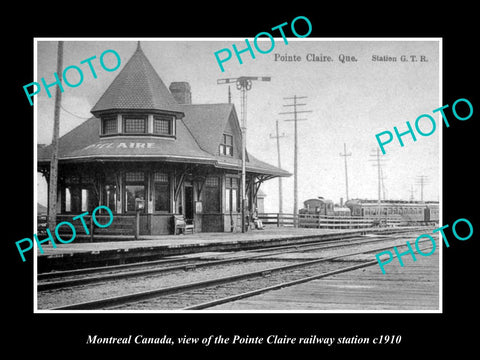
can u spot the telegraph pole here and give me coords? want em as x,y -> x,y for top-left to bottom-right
48,41 -> 64,233
415,175 -> 429,202
376,148 -> 381,217
369,148 -> 387,219
280,95 -> 312,227
269,120 -> 286,214
380,167 -> 387,200
339,143 -> 352,201
409,185 -> 415,201
217,76 -> 271,232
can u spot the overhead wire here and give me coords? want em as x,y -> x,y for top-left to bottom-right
60,105 -> 91,120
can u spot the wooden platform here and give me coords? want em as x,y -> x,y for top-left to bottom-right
36,226 -> 432,273
210,251 -> 440,311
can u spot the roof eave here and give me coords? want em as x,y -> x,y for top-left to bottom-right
214,161 -> 291,178
39,155 -> 217,165
91,108 -> 185,119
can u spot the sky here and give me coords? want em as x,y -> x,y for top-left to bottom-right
35,38 -> 441,213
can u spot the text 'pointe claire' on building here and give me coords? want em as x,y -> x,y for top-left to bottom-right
38,43 -> 290,235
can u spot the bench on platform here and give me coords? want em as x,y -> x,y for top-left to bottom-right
173,215 -> 194,235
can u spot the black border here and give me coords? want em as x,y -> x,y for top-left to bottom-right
7,6 -> 478,356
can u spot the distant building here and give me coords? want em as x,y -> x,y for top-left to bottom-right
38,43 -> 289,235
37,203 -> 47,214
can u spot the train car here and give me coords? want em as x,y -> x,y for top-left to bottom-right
334,206 -> 351,216
301,198 -> 439,226
301,197 -> 334,216
345,199 -> 439,224
344,199 -> 362,216
424,202 -> 439,223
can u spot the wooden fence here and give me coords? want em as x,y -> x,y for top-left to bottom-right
258,213 -> 407,229
37,214 -> 137,241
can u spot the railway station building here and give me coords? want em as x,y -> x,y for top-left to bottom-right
37,43 -> 289,235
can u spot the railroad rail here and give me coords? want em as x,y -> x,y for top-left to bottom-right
38,231 -> 422,291
45,233 -> 433,310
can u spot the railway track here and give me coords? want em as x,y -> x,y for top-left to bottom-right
41,231 -> 433,310
37,231 -> 422,291
38,227 -> 428,280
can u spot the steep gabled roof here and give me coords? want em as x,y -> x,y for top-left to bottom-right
38,44 -> 290,178
91,44 -> 182,115
180,103 -> 236,155
180,103 -> 289,177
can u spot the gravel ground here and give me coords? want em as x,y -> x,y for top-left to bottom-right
110,260 -> 364,310
37,231 -> 433,310
37,259 -> 301,309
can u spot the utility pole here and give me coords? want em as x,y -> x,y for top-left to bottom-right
280,95 -> 312,227
409,185 -> 415,202
48,41 -> 64,233
415,175 -> 429,202
376,148 -> 381,217
217,76 -> 271,232
380,167 -> 387,201
269,120 -> 286,214
339,143 -> 352,201
369,148 -> 387,219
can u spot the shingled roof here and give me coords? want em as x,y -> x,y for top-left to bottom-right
181,103 -> 238,155
38,43 -> 290,178
91,43 -> 182,116
37,116 -> 290,177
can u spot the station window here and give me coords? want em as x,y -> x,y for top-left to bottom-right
154,172 -> 170,212
102,115 -> 118,135
219,134 -> 233,156
204,176 -> 220,212
124,116 -> 147,134
153,115 -> 173,136
63,174 -> 96,213
68,187 -> 81,213
104,184 -> 117,212
124,171 -> 145,212
225,177 -> 239,212
81,189 -> 89,212
65,188 -> 72,212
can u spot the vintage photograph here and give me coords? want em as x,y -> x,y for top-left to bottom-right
34,38 -> 441,312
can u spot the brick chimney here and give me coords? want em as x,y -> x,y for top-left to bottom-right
169,82 -> 192,104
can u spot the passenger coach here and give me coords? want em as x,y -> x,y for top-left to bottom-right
345,199 -> 439,224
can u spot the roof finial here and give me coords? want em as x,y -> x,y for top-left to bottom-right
136,40 -> 141,51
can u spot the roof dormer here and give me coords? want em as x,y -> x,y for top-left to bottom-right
99,112 -> 176,138
91,42 -> 183,137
